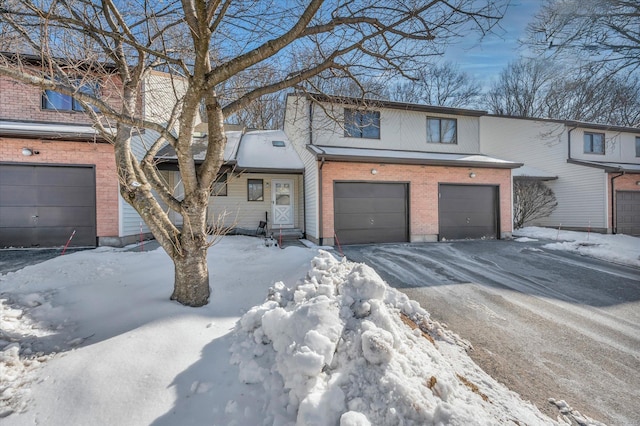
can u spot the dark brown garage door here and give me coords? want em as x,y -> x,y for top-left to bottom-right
439,184 -> 499,241
334,182 -> 408,245
616,191 -> 640,236
0,164 -> 97,247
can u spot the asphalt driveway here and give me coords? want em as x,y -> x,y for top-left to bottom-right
342,240 -> 640,425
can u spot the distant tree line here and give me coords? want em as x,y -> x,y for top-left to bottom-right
218,0 -> 640,130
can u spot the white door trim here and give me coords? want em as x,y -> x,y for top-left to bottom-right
272,179 -> 294,228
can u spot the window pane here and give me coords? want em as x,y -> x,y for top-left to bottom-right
441,119 -> 456,143
361,112 -> 380,139
344,109 -> 379,138
73,81 -> 100,112
248,179 -> 263,201
212,173 -> 227,196
427,119 -> 440,143
43,90 -> 73,110
593,133 -> 604,153
635,137 -> 640,157
344,109 -> 359,137
583,134 -> 591,152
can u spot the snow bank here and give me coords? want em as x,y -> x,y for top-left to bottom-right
514,227 -> 640,268
231,251 -> 555,425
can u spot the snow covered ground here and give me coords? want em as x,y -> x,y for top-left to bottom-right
513,226 -> 640,268
0,232 -> 621,425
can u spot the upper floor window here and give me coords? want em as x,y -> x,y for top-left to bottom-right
427,117 -> 457,144
344,108 -> 380,139
42,81 -> 99,112
584,132 -> 605,154
636,137 -> 640,157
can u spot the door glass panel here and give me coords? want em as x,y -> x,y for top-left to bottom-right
276,183 -> 291,205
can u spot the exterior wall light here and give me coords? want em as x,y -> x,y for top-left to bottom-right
22,147 -> 33,156
636,181 -> 640,186
469,172 -> 476,178
371,169 -> 378,175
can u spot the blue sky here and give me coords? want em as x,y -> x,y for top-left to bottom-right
441,0 -> 542,89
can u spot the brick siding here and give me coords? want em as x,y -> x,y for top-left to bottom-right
320,161 -> 513,243
1,137 -> 119,238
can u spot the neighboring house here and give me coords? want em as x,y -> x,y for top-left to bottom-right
480,115 -> 640,236
156,127 -> 305,235
284,94 -> 521,245
0,55 -> 156,248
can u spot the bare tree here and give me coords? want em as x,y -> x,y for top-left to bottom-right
486,58 -> 640,126
485,57 -> 557,117
513,180 -> 558,229
0,0 -> 507,307
388,62 -> 481,107
526,0 -> 640,76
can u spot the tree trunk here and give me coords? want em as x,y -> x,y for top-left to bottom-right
170,238 -> 210,307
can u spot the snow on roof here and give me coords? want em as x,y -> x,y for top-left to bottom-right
309,145 -> 522,169
512,165 -> 558,180
224,130 -> 243,162
155,129 -> 304,172
236,130 -> 304,171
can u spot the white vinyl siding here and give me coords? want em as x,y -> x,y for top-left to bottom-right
541,166 -> 607,229
310,102 -> 481,154
480,116 -> 608,230
284,95 -> 318,239
208,173 -> 303,231
571,129 -> 640,164
118,130 -> 155,237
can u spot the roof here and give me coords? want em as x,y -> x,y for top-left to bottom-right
567,159 -> 640,173
512,165 -> 558,180
0,119 -> 109,142
484,114 -> 640,135
307,145 -> 522,169
156,129 -> 304,173
298,93 -> 488,117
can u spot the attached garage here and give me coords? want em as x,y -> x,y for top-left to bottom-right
334,182 -> 409,245
616,191 -> 640,236
0,163 -> 97,248
439,184 -> 499,241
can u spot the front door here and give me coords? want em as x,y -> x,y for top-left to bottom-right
272,179 -> 294,227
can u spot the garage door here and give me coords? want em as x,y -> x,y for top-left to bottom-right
616,191 -> 640,236
334,182 -> 408,245
0,164 -> 97,247
439,184 -> 498,241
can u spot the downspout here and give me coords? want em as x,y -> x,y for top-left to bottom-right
301,99 -> 314,240
318,156 -> 325,245
567,125 -> 577,160
610,172 -> 624,234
